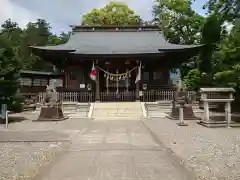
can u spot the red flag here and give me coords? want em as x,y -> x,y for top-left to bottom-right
90,62 -> 96,81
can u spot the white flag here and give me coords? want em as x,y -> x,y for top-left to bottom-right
135,63 -> 141,84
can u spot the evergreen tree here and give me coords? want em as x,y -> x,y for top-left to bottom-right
0,34 -> 23,113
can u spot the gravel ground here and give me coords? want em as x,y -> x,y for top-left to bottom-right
0,142 -> 69,180
144,118 -> 240,180
0,111 -> 87,180
0,111 -> 90,131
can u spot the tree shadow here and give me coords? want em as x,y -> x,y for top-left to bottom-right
0,116 -> 27,124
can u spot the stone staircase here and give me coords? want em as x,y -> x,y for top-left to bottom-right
146,101 -> 172,118
92,102 -> 143,120
65,102 -> 91,118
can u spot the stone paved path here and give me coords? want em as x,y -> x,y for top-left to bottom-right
36,120 -> 196,180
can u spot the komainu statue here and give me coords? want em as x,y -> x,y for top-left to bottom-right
167,89 -> 198,120
37,81 -> 67,121
44,84 -> 58,106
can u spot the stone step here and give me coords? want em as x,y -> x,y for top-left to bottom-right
147,113 -> 167,118
93,102 -> 142,118
93,117 -> 142,121
93,113 -> 142,117
69,114 -> 88,118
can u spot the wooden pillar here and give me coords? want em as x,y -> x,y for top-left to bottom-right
64,69 -> 68,88
95,61 -> 100,101
106,68 -> 109,94
126,68 -> 129,92
167,69 -> 171,85
136,82 -> 140,100
116,69 -> 119,93
47,78 -> 50,87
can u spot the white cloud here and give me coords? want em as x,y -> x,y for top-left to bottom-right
5,0 -> 154,33
0,0 -> 38,28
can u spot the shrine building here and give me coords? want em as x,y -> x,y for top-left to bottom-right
22,25 -> 202,101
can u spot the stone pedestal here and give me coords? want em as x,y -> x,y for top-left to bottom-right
176,107 -> 188,126
167,101 -> 198,120
37,105 -> 68,121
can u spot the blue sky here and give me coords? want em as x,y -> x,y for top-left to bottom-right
192,0 -> 208,16
0,0 -> 208,34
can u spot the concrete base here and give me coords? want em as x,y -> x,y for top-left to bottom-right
36,117 -> 69,122
167,102 -> 199,120
197,120 -> 240,128
166,113 -> 200,120
176,122 -> 188,126
37,106 -> 68,121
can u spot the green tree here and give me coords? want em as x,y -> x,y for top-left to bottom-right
0,34 -> 23,113
182,0 -> 240,95
198,15 -> 221,74
153,0 -> 207,88
204,0 -> 240,21
1,19 -> 23,46
183,69 -> 202,91
153,0 -> 205,44
212,22 -> 240,90
82,2 -> 142,25
20,19 -> 64,71
1,18 -> 69,72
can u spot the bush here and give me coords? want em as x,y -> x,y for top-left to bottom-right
7,93 -> 24,113
183,69 -> 202,91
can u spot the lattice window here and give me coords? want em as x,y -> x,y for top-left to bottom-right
20,78 -> 31,86
33,78 -> 48,86
40,79 -> 48,86
33,79 -> 41,86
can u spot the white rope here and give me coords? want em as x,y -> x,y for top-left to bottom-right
96,65 -> 138,76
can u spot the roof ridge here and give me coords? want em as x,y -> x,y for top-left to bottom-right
71,25 -> 161,32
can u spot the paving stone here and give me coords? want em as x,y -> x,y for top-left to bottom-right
38,120 -> 196,180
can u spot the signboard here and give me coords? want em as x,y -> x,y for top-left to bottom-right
0,104 -> 7,119
80,84 -> 85,88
